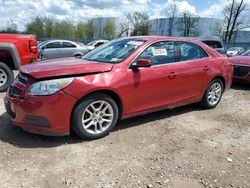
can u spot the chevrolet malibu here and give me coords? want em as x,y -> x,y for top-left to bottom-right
4,37 -> 233,140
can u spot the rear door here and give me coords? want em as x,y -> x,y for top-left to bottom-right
43,41 -> 61,59
168,41 -> 211,104
61,42 -> 77,57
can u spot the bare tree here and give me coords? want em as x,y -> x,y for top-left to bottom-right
223,0 -> 247,42
167,1 -> 177,36
117,18 -> 130,38
211,22 -> 225,39
178,12 -> 200,37
127,12 -> 151,36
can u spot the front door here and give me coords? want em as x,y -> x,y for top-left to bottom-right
124,41 -> 180,115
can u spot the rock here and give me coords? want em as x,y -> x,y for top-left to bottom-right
156,181 -> 162,185
64,180 -> 73,186
147,184 -> 153,188
227,158 -> 233,162
164,179 -> 170,184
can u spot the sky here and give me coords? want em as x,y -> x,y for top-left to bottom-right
0,0 -> 249,31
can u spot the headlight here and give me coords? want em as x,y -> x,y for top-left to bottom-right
28,77 -> 74,96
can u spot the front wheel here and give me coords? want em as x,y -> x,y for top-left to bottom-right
72,94 -> 119,140
0,62 -> 14,92
201,79 -> 224,109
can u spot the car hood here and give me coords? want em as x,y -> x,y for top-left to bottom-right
20,58 -> 114,79
230,56 -> 250,66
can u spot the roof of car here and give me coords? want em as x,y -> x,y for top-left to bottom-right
123,36 -> 205,43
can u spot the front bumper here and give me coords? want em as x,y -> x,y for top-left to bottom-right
4,91 -> 77,136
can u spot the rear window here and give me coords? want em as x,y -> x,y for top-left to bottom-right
201,41 -> 223,49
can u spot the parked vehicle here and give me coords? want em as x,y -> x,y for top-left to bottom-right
38,40 -> 89,60
0,34 -> 37,91
86,40 -> 109,51
198,38 -> 226,55
241,48 -> 250,56
4,36 -> 233,140
226,47 -> 245,57
230,56 -> 250,83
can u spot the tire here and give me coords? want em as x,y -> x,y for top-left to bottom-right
201,79 -> 224,109
0,62 -> 14,92
72,93 -> 119,140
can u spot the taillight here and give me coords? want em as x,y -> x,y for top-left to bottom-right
29,40 -> 37,54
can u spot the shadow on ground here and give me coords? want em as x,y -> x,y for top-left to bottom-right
0,104 -> 203,149
231,82 -> 250,90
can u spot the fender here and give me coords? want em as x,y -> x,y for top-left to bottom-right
0,42 -> 21,69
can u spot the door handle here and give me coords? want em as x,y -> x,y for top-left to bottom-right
203,66 -> 210,71
168,72 -> 177,79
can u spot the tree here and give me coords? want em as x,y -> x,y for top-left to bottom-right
103,19 -> 116,40
211,21 -> 225,39
222,0 -> 247,42
26,16 -> 45,38
76,20 -> 94,39
76,21 -> 86,39
127,12 -> 151,36
178,12 -> 200,37
84,20 -> 94,39
44,17 -> 54,38
167,1 -> 177,36
117,18 -> 130,37
26,17 -> 55,39
52,21 -> 75,39
1,20 -> 19,33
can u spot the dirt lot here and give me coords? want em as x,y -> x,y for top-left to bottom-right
0,83 -> 249,188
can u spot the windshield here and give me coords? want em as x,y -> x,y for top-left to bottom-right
38,41 -> 48,48
82,39 -> 145,63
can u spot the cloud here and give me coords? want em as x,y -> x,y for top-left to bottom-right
0,0 -> 249,31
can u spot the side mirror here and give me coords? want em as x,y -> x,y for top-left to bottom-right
132,59 -> 152,69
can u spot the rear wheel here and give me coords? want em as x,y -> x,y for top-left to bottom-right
201,79 -> 224,109
72,93 -> 119,140
0,62 -> 14,92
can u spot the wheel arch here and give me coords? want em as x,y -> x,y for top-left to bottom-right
70,89 -> 123,127
0,42 -> 21,70
211,75 -> 225,91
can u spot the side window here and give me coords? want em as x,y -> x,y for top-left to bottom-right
95,42 -> 104,47
62,42 -> 76,48
138,41 -> 176,65
45,42 -> 61,49
177,42 -> 208,61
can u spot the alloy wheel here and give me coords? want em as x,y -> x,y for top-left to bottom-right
81,100 -> 114,135
0,68 -> 7,87
207,82 -> 222,106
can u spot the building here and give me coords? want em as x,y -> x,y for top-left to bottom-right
150,17 -> 221,37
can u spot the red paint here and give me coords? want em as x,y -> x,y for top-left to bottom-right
0,34 -> 38,65
6,37 -> 233,135
20,58 -> 113,79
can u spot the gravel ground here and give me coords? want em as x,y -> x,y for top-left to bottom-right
0,83 -> 249,188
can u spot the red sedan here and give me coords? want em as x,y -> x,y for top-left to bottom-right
4,37 -> 233,140
230,56 -> 250,83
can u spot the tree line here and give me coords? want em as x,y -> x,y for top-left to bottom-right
0,0 -> 248,42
